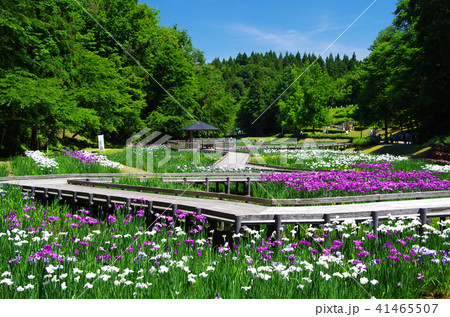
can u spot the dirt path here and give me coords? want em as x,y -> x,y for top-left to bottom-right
119,165 -> 147,174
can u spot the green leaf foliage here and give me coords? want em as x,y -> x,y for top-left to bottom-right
359,0 -> 450,141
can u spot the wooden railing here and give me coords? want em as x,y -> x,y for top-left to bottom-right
13,183 -> 450,243
67,179 -> 266,204
166,139 -> 236,151
66,179 -> 450,207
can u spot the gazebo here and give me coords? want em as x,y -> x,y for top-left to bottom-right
182,121 -> 219,141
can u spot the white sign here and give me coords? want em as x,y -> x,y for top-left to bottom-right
98,135 -> 105,151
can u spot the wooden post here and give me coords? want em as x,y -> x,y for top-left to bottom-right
234,216 -> 241,245
31,186 -> 35,197
195,207 -> 202,224
43,188 -> 48,205
323,213 -> 331,224
146,201 -> 153,229
106,195 -> 112,215
247,177 -> 251,196
57,189 -> 62,201
172,204 -> 178,219
146,201 -> 153,214
440,216 -> 446,231
419,208 -> 427,236
126,198 -> 131,213
88,193 -> 94,213
323,214 -> 331,244
226,177 -> 231,194
371,211 -> 379,240
205,177 -> 210,192
72,192 -> 78,212
275,215 -> 282,241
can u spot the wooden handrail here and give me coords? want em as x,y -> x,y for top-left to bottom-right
66,179 -> 450,207
67,179 -> 269,205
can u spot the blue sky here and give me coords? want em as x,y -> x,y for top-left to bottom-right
141,0 -> 398,62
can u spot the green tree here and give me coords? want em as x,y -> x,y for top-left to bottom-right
393,0 -> 450,138
238,73 -> 267,135
359,27 -> 398,139
194,65 -> 237,135
278,80 -> 305,134
278,64 -> 333,134
0,71 -> 68,150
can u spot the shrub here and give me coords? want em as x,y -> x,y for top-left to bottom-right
425,135 -> 450,147
352,137 -> 375,147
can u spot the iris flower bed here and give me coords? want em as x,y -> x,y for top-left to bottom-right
10,150 -> 122,176
255,163 -> 450,199
24,150 -> 59,174
1,186 -> 449,299
60,150 -> 122,173
423,164 -> 450,174
107,146 -> 223,173
254,149 -> 437,172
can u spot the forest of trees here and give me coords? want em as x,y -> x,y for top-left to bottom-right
0,0 -> 237,155
212,51 -> 361,136
358,0 -> 450,141
0,0 -> 448,155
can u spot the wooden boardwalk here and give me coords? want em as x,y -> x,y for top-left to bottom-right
2,176 -> 450,240
212,151 -> 250,169
67,178 -> 450,206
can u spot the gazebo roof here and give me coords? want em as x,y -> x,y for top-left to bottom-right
182,121 -> 219,131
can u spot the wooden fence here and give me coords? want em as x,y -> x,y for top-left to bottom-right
15,183 -> 450,243
67,178 -> 450,207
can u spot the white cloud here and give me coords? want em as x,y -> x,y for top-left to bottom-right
229,23 -> 310,51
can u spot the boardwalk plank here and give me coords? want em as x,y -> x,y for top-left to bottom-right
3,177 -> 450,226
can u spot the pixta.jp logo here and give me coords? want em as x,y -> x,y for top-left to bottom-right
126,128 -> 172,172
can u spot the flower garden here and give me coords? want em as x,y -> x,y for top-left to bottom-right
106,145 -> 240,173
8,150 -> 122,176
253,162 -> 450,200
0,186 -> 449,299
109,149 -> 450,201
3,147 -> 225,176
1,147 -> 450,299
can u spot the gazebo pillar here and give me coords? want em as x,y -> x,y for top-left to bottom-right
181,121 -> 219,150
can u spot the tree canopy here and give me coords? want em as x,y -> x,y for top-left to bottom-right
359,0 -> 450,140
1,0 -> 448,155
0,0 -> 236,154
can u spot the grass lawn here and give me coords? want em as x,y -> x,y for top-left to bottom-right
364,144 -> 431,158
0,162 -> 9,177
